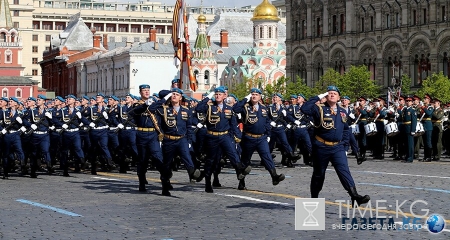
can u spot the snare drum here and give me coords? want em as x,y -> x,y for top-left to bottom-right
364,122 -> 377,136
415,122 -> 425,136
384,122 -> 399,137
350,124 -> 360,135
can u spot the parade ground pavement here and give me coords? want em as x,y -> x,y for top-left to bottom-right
0,151 -> 449,239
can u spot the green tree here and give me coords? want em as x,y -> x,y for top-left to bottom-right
314,68 -> 342,93
285,76 -> 318,99
229,77 -> 250,100
416,72 -> 450,103
339,65 -> 380,100
264,76 -> 287,98
399,74 -> 412,96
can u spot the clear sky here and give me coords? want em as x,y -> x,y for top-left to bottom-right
155,0 -> 264,7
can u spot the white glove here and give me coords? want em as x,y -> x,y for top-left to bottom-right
197,123 -> 203,128
318,92 -> 329,99
236,113 -> 242,119
375,102 -> 380,108
45,112 -> 52,119
349,113 -> 355,119
164,93 -> 173,101
286,124 -> 292,129
294,120 -> 300,126
270,121 -> 276,127
207,92 -> 214,99
159,141 -> 162,148
31,124 -> 37,130
267,137 -> 270,142
282,109 -> 286,116
79,122 -> 84,127
102,111 -> 109,119
16,117 -> 22,124
62,124 -> 68,129
117,123 -> 124,129
20,126 -> 26,132
245,94 -> 252,102
411,132 -> 415,136
189,143 -> 192,148
49,126 -> 55,130
1,129 -> 6,134
395,112 -> 399,117
345,151 -> 348,156
89,122 -> 96,128
76,112 -> 82,119
236,144 -> 238,149
145,98 -> 153,105
355,102 -> 360,108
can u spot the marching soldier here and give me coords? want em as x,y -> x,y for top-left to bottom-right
413,95 -> 423,159
400,96 -> 417,163
106,96 -> 122,171
24,95 -> 53,177
116,94 -> 138,173
267,93 -> 299,167
372,98 -> 387,159
196,87 -> 251,193
152,88 -> 201,196
301,86 -> 370,206
233,88 -> 285,190
419,94 -> 434,162
0,97 -> 28,179
128,85 -> 164,193
49,96 -> 65,167
431,98 -> 444,161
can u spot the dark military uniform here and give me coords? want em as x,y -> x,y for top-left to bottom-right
400,104 -> 417,162
431,104 -> 444,161
420,104 -> 434,161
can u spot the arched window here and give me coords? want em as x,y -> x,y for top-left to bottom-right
10,33 -> 15,42
259,26 -> 263,38
268,27 -> 272,38
5,50 -> 12,63
443,52 -> 450,77
2,89 -> 7,97
0,32 -> 5,42
204,70 -> 210,85
16,89 -> 22,98
194,70 -> 199,80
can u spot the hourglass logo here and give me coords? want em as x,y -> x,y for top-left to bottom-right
295,198 -> 325,230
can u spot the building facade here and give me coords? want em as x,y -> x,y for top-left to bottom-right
10,0 -> 286,87
286,0 -> 450,89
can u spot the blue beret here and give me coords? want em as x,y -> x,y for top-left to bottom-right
202,93 -> 207,96
139,84 -> 150,90
90,96 -> 96,100
273,93 -> 283,99
229,94 -> 238,101
250,88 -> 262,94
19,101 -> 24,106
171,79 -> 179,84
342,96 -> 350,100
211,97 -> 215,101
37,94 -> 47,100
27,97 -> 37,102
9,97 -> 20,104
55,96 -> 65,102
103,99 -> 108,104
171,88 -> 184,94
215,87 -> 226,93
152,93 -> 158,97
290,94 -> 297,99
66,94 -> 77,99
223,86 -> 229,91
125,93 -> 133,98
109,95 -> 119,101
75,98 -> 81,102
136,96 -> 141,101
327,85 -> 340,95
1,97 -> 8,102
96,93 -> 105,98
82,96 -> 90,101
192,98 -> 199,103
297,94 -> 306,100
159,90 -> 171,99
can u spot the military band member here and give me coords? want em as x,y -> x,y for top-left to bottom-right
419,94 -> 434,162
301,86 -> 370,206
413,95 -> 423,159
372,98 -> 387,159
355,96 -> 370,160
431,98 -> 444,161
401,96 -> 417,163
233,88 -> 285,190
340,96 -> 365,164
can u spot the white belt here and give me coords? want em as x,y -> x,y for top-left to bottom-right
8,130 -> 18,133
33,131 -> 48,135
277,124 -> 283,128
109,127 -> 118,131
300,125 -> 307,128
65,128 -> 79,132
125,127 -> 136,130
55,129 -> 63,132
93,126 -> 108,130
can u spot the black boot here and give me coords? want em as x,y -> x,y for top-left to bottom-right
348,187 -> 370,207
138,174 -> 147,192
356,152 -> 367,165
74,163 -> 81,173
30,165 -> 37,178
91,161 -> 97,175
161,181 -> 171,196
288,152 -> 301,163
2,165 -> 8,179
269,168 -> 285,185
205,176 -> 213,193
187,168 -> 201,180
212,176 -> 222,187
106,158 -> 116,171
80,158 -> 88,170
238,178 -> 246,190
63,165 -> 70,177
21,165 -> 28,176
